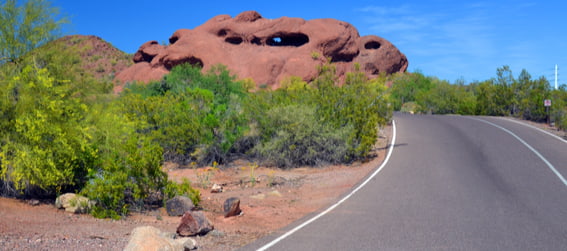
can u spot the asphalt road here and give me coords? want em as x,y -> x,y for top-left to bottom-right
242,114 -> 567,251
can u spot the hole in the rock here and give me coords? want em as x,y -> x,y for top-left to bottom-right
165,57 -> 203,70
251,37 -> 262,45
225,37 -> 243,45
169,36 -> 179,45
217,29 -> 228,37
141,53 -> 154,63
364,41 -> 381,50
266,33 -> 309,47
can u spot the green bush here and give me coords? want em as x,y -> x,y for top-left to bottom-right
551,87 -> 567,130
0,66 -> 95,196
82,102 -> 200,218
313,64 -> 391,158
164,178 -> 201,206
0,64 -> 201,217
254,105 -> 352,167
123,64 -> 249,165
247,62 -> 391,167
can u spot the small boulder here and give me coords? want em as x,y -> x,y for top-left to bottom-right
175,237 -> 197,250
177,211 -> 214,236
223,197 -> 242,218
124,226 -> 195,251
28,199 -> 40,206
55,193 -> 93,214
211,184 -> 223,193
166,196 -> 195,216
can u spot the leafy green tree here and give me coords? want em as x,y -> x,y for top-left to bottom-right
515,70 -> 550,121
414,79 -> 477,115
474,80 -> 502,116
389,71 -> 435,110
492,65 -> 515,116
0,0 -> 67,65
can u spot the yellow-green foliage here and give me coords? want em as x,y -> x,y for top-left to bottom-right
1,66 -> 95,193
164,178 -> 200,206
0,0 -> 67,64
0,64 -> 200,219
280,76 -> 310,91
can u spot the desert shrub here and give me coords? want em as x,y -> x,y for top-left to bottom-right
0,66 -> 95,197
123,64 -> 250,165
254,105 -> 352,167
165,64 -> 250,164
312,64 -> 391,158
247,62 -> 391,167
82,102 -> 199,219
164,178 -> 200,206
414,79 -> 477,115
0,65 -> 202,217
550,87 -> 567,130
119,89 -> 213,163
82,104 -> 157,217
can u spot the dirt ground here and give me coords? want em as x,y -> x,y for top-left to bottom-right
0,126 -> 392,251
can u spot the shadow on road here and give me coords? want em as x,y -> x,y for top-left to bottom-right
376,143 -> 408,151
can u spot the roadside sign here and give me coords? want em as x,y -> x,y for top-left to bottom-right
544,99 -> 551,107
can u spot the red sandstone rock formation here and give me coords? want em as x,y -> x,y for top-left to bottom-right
115,11 -> 408,90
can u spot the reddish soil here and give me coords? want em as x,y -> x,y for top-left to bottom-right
0,127 -> 392,251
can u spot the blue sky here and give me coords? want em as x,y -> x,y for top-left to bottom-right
52,0 -> 566,85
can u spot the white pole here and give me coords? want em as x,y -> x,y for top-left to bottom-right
555,64 -> 558,90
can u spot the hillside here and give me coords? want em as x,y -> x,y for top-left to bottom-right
46,35 -> 132,81
2,34 -> 133,86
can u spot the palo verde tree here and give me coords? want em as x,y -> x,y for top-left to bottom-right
0,65 -> 95,197
0,0 -> 66,66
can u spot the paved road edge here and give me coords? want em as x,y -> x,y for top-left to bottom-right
256,120 -> 398,251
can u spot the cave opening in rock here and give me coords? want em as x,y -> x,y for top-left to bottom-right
169,36 -> 179,45
364,41 -> 381,50
225,37 -> 243,45
266,33 -> 309,47
217,29 -> 228,37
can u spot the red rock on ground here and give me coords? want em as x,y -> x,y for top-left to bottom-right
223,197 -> 241,218
176,211 -> 214,237
115,11 -> 408,91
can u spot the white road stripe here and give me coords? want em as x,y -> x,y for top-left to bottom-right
470,117 -> 567,187
257,120 -> 398,251
500,117 -> 567,144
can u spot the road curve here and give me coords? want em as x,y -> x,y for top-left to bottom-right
242,114 -> 567,250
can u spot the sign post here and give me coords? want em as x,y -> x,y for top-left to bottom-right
544,99 -> 551,126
